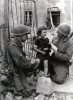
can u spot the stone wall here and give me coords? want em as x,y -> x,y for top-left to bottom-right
36,0 -> 72,28
0,0 -> 72,28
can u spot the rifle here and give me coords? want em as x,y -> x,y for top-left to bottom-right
2,25 -> 24,92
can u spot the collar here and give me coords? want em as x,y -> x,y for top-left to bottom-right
58,36 -> 69,42
14,38 -> 23,48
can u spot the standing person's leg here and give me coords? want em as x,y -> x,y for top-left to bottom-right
44,60 -> 48,76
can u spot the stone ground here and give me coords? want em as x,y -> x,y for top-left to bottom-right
22,63 -> 73,100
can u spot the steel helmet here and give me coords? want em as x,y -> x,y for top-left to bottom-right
12,25 -> 31,36
57,23 -> 71,36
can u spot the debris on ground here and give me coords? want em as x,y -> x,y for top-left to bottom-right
0,71 -> 73,100
36,76 -> 53,95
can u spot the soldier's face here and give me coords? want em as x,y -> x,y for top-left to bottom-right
57,30 -> 64,38
21,34 -> 28,42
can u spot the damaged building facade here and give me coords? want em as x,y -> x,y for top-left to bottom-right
8,0 -> 72,31
0,0 -> 72,31
0,0 -> 72,55
0,0 -> 73,99
0,0 -> 73,62
0,0 -> 72,26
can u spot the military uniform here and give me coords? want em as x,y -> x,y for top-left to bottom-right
8,39 -> 38,73
50,23 -> 73,84
8,25 -> 39,73
5,25 -> 40,97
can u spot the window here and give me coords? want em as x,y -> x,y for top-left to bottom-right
47,7 -> 60,27
24,11 -> 32,26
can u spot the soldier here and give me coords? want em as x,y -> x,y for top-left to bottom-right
8,25 -> 40,97
50,23 -> 73,84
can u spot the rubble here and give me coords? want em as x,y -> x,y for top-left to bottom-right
36,76 -> 53,96
34,94 -> 45,100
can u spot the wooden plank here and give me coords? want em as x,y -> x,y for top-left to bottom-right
4,0 -> 10,41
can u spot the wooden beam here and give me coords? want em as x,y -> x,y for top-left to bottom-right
4,0 -> 10,41
4,0 -> 9,27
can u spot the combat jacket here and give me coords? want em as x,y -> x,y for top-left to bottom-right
8,39 -> 32,70
52,36 -> 73,63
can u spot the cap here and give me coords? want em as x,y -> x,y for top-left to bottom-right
12,25 -> 31,36
57,23 -> 71,36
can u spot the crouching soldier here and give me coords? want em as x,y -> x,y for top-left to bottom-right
7,25 -> 40,97
50,23 -> 73,84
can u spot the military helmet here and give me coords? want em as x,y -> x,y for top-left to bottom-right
12,25 -> 31,36
57,23 -> 71,36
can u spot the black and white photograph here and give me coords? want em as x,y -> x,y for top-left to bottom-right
0,0 -> 73,100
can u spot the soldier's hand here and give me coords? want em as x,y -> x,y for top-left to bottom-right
35,58 -> 40,63
30,58 -> 36,64
30,58 -> 40,64
31,45 -> 37,50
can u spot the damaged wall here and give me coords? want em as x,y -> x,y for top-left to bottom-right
0,0 -> 72,28
36,0 -> 72,28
